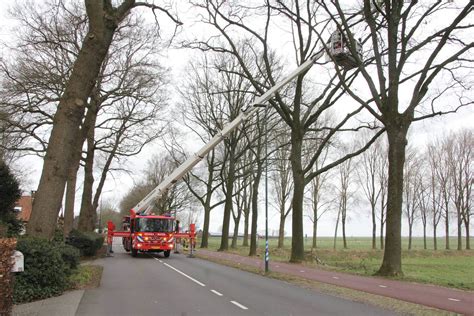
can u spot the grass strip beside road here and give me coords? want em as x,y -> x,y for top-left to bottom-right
195,252 -> 455,316
68,265 -> 103,290
203,237 -> 474,290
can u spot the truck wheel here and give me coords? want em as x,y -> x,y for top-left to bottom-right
164,250 -> 170,258
131,248 -> 138,257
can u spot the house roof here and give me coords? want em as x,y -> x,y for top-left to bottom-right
16,196 -> 33,222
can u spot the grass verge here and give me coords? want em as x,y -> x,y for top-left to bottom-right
68,264 -> 103,290
203,237 -> 473,290
195,252 -> 457,316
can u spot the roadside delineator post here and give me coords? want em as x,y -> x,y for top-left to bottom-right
188,223 -> 195,258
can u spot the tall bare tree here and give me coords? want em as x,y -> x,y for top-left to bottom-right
270,128 -> 293,249
318,1 -> 473,275
23,0 -> 181,239
403,147 -> 420,250
356,133 -> 384,249
426,143 -> 444,250
447,129 -> 473,250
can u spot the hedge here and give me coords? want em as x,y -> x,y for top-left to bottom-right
0,238 -> 16,314
66,229 -> 104,257
13,237 -> 76,304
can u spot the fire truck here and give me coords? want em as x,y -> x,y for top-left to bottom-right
107,32 -> 362,258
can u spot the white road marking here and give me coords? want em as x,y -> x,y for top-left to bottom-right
151,256 -> 206,287
332,276 -> 339,279
230,301 -> 248,310
300,270 -> 305,273
378,285 -> 388,288
211,290 -> 223,296
448,298 -> 461,302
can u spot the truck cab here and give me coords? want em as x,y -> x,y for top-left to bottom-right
123,215 -> 176,257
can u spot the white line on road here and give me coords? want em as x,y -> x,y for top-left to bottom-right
151,256 -> 206,287
378,285 -> 388,288
332,276 -> 339,279
300,270 -> 305,273
211,290 -> 223,296
448,298 -> 461,302
230,301 -> 248,310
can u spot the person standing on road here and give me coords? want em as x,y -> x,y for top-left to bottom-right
107,221 -> 116,256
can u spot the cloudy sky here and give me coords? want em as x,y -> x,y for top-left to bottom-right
1,1 -> 472,238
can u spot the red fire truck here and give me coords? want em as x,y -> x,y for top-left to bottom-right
107,211 -> 195,258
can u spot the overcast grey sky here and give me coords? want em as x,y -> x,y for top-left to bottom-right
1,0 -> 472,238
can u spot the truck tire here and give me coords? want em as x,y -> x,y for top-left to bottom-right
131,247 -> 138,257
164,250 -> 170,258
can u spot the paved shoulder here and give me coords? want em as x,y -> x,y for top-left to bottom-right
13,290 -> 84,316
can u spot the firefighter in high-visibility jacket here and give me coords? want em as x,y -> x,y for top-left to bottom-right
107,221 -> 116,256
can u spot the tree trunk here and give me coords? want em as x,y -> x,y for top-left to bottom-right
78,126 -> 96,232
433,222 -> 438,250
380,222 -> 384,250
64,161 -> 79,237
249,168 -> 262,256
333,207 -> 341,250
465,222 -> 470,250
219,157 -> 236,251
408,224 -> 413,250
243,205 -> 249,247
278,208 -> 285,248
371,203 -> 377,249
200,204 -> 211,248
457,215 -> 462,251
312,217 -> 318,249
290,132 -> 305,262
342,203 -> 347,249
445,201 -> 450,250
423,224 -> 427,250
376,127 -> 407,276
27,5 -> 118,238
231,209 -> 241,249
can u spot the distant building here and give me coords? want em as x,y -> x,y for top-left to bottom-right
15,191 -> 35,223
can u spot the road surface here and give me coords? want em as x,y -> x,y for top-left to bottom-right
76,247 -> 397,316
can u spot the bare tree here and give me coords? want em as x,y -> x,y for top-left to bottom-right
190,0 -> 383,263
447,129 -> 473,250
270,127 -> 293,249
403,147 -> 420,250
318,1 -> 473,275
356,133 -> 384,249
23,0 -> 181,239
335,147 -> 356,249
426,143 -> 444,250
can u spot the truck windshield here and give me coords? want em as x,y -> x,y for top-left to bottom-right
135,218 -> 174,233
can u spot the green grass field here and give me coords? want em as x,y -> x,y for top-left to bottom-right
201,236 -> 474,290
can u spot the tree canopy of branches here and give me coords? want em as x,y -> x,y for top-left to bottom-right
189,0 -> 384,262
4,0 -> 182,239
317,0 -> 473,276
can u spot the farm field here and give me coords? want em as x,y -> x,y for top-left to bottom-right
201,236 -> 474,290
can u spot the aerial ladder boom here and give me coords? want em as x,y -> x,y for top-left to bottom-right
133,50 -> 325,214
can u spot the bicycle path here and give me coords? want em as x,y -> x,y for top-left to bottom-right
198,249 -> 473,315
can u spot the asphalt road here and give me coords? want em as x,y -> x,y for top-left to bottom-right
76,247 -> 398,316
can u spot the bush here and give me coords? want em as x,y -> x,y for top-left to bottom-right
14,237 -> 69,304
56,243 -> 80,272
66,230 -> 104,257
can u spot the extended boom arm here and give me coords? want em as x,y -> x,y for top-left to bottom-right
133,51 -> 324,214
